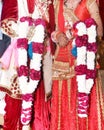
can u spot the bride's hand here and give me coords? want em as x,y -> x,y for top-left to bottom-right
56,32 -> 69,47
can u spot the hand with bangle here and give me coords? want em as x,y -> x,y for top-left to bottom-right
56,32 -> 69,47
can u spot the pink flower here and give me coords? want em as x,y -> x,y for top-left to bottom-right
87,42 -> 97,53
18,65 -> 28,77
32,42 -> 44,54
22,94 -> 33,102
17,38 -> 28,49
76,35 -> 88,47
34,18 -> 46,27
85,18 -> 96,28
78,92 -> 88,97
86,69 -> 96,79
75,64 -> 87,75
30,69 -> 41,80
20,17 -> 27,22
77,92 -> 89,115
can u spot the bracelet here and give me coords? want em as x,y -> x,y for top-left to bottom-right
51,31 -> 61,43
56,31 -> 62,39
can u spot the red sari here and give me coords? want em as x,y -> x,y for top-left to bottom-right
31,80 -> 51,130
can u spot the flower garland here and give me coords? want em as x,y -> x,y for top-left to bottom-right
17,17 -> 45,125
73,18 -> 97,117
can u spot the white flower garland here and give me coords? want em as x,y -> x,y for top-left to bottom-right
73,18 -> 97,117
17,18 -> 45,125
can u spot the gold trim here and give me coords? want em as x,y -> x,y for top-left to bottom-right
76,91 -> 79,130
52,64 -> 75,80
52,60 -> 70,73
67,79 -> 71,112
57,80 -> 62,130
1,18 -> 18,38
0,86 -> 22,100
96,78 -> 102,130
86,117 -> 88,130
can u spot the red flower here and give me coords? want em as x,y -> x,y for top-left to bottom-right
87,42 -> 97,53
20,17 -> 27,22
86,69 -> 96,79
34,18 -> 46,27
75,65 -> 87,75
76,35 -> 88,47
85,18 -> 96,28
22,93 -> 33,102
32,42 -> 44,54
17,38 -> 28,49
30,69 -> 41,80
18,65 -> 28,77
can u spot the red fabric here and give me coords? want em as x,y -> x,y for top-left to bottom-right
48,0 -> 55,55
55,42 -> 75,66
50,78 -> 104,130
58,0 -> 64,32
27,0 -> 35,14
3,94 -> 22,130
50,78 -> 78,130
31,80 -> 51,130
1,0 -> 18,20
75,0 -> 90,21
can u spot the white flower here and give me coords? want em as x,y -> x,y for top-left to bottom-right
76,22 -> 87,36
77,75 -> 86,92
77,47 -> 86,65
22,100 -> 33,109
87,52 -> 95,69
31,25 -> 45,42
86,79 -> 94,93
18,22 -> 29,38
30,53 -> 42,70
18,49 -> 27,66
87,25 -> 96,42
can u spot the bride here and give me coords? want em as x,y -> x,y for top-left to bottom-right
50,0 -> 103,130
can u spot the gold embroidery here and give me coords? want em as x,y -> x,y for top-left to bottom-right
10,74 -> 21,96
67,79 -> 71,112
96,78 -> 102,130
86,117 -> 88,130
76,91 -> 79,130
52,62 -> 75,80
1,18 -> 18,38
57,80 -> 62,130
98,71 -> 104,119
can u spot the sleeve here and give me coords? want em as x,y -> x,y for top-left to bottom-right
1,0 -> 18,21
0,0 -> 18,38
